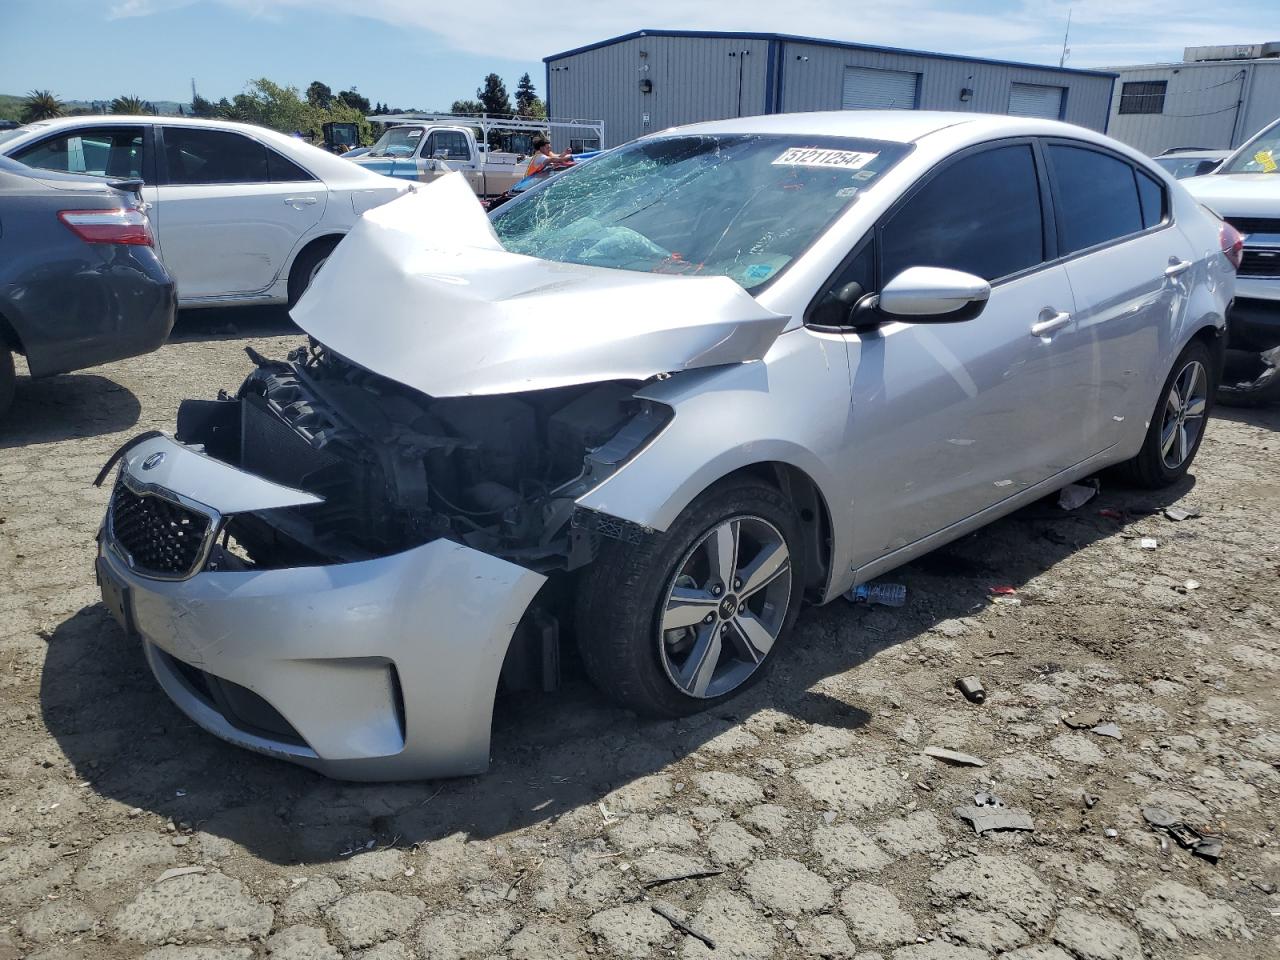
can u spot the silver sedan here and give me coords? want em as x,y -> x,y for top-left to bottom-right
95,111 -> 1236,779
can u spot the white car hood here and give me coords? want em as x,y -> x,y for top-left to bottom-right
1182,173 -> 1280,220
290,173 -> 789,398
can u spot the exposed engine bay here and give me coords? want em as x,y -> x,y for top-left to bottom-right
174,341 -> 671,575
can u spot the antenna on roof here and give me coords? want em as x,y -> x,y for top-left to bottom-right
1058,8 -> 1072,68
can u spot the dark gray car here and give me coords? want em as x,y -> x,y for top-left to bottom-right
0,155 -> 175,417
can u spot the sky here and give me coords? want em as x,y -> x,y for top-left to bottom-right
2,0 -> 1277,109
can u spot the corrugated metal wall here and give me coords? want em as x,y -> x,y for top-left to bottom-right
1105,61 -> 1280,155
776,40 -> 1112,129
547,34 -> 1114,150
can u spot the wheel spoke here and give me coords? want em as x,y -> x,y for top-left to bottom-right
678,624 -> 722,697
1177,424 -> 1189,464
706,520 -> 739,587
737,541 -> 790,599
1160,420 -> 1178,459
662,587 -> 718,632
728,610 -> 776,663
1184,397 -> 1207,419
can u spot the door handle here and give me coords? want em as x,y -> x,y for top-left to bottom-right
1164,258 -> 1193,279
1030,309 -> 1072,338
284,197 -> 318,207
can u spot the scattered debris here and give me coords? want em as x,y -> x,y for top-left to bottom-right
954,792 -> 1035,835
847,581 -> 908,607
1142,807 -> 1225,864
156,866 -> 206,884
1058,482 -> 1099,511
1081,792 -> 1100,810
1098,508 -> 1124,520
1090,722 -> 1123,740
1163,505 -> 1200,522
1104,828 -> 1119,839
989,585 -> 1018,595
642,868 -> 725,890
955,676 -> 987,704
1140,538 -> 1159,550
1184,579 -> 1201,591
1064,710 -> 1104,730
923,747 -> 986,767
651,901 -> 716,949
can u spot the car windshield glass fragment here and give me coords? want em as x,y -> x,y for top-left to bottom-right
1225,123 -> 1280,174
490,134 -> 910,291
368,126 -> 424,158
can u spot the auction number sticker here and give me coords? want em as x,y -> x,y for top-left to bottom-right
773,147 -> 878,170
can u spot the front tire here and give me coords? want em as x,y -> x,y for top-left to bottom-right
0,348 -> 14,420
576,478 -> 803,718
1116,339 -> 1214,488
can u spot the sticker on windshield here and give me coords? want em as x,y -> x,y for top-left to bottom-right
1255,149 -> 1277,173
835,186 -> 859,198
773,147 -> 878,170
407,129 -> 423,139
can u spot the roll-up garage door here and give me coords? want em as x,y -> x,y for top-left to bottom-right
1008,83 -> 1064,119
842,67 -> 920,110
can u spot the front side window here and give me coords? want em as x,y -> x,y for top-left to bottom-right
881,143 -> 1045,283
427,131 -> 470,161
1223,120 -> 1280,174
13,128 -> 144,179
1049,144 -> 1144,255
491,134 -> 911,291
1119,81 -> 1167,115
163,128 -> 268,185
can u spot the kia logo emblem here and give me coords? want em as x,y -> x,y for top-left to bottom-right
141,452 -> 166,471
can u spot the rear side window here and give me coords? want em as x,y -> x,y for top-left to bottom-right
1135,168 -> 1166,228
1049,144 -> 1145,254
163,128 -> 268,185
266,149 -> 313,182
13,128 -> 144,179
881,143 -> 1044,283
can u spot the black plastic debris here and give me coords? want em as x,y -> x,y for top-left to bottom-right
956,676 -> 986,704
1142,806 -> 1224,864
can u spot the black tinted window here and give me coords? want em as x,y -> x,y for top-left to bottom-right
14,128 -> 144,179
881,144 -> 1044,283
163,128 -> 268,184
427,131 -> 470,161
1136,169 -> 1165,228
1049,145 -> 1145,254
266,149 -> 312,182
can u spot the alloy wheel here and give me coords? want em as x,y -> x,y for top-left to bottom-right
657,515 -> 792,699
1160,359 -> 1208,469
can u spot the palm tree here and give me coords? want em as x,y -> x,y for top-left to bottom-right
21,90 -> 64,122
110,95 -> 150,115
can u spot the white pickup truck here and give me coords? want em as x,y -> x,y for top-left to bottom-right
347,123 -> 528,197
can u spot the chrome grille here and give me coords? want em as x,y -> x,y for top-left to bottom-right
109,481 -> 214,579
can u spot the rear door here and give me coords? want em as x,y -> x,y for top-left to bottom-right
834,141 -> 1081,568
155,126 -> 326,300
1043,141 -> 1195,455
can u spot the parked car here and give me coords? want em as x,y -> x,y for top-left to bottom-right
1153,148 -> 1229,180
94,111 -> 1236,780
1183,116 -> 1280,402
0,156 -> 175,418
0,116 -> 410,308
350,123 -> 527,196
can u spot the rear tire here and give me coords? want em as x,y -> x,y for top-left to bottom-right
576,477 -> 803,718
287,238 -> 339,308
0,348 -> 14,420
1116,339 -> 1215,488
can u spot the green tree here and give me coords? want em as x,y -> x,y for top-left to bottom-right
476,74 -> 512,116
110,95 -> 151,115
451,98 -> 484,115
306,81 -> 332,109
515,72 -> 539,117
190,93 -> 216,118
21,89 -> 64,122
336,88 -> 370,113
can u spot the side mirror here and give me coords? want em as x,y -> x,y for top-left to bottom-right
877,266 -> 990,323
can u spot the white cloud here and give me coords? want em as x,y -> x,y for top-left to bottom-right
109,0 -> 1279,68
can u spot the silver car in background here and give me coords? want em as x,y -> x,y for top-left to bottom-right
94,111 -> 1236,780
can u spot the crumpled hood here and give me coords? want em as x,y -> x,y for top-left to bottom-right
1183,173 -> 1280,220
290,173 -> 789,397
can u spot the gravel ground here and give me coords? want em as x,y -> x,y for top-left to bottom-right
1,313 -> 1278,960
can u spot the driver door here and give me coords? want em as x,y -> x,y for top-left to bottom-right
833,142 -> 1082,570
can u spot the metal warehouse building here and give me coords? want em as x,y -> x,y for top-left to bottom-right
1106,43 -> 1280,156
544,29 -> 1115,150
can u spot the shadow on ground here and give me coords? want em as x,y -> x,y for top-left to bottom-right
40,475 -> 1199,866
169,305 -> 298,343
0,372 -> 141,449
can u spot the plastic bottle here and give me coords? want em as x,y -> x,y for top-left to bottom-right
848,582 -> 907,607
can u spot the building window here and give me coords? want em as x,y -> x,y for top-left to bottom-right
569,138 -> 601,153
1118,81 -> 1167,115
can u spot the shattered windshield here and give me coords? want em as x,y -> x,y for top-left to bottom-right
368,126 -> 425,158
490,134 -> 910,291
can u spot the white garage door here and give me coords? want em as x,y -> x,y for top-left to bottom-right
1008,83 -> 1064,119
842,67 -> 920,110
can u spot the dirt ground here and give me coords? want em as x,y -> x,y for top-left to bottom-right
1,312 -> 1277,960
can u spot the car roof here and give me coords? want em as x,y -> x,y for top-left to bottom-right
650,110 -> 1093,144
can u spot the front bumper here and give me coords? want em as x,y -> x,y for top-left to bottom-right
97,437 -> 546,781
